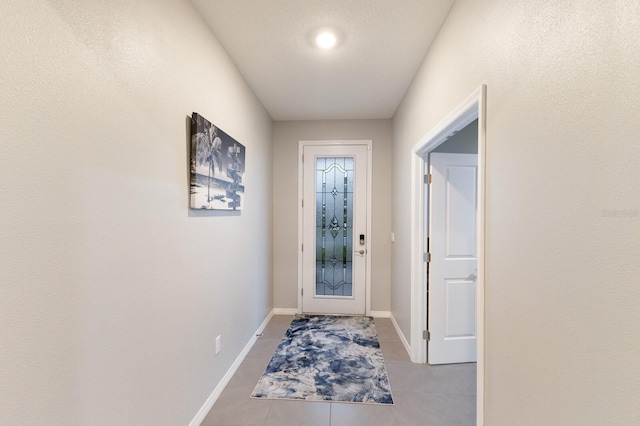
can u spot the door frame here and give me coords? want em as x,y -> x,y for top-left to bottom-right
297,140 -> 373,315
409,85 -> 486,424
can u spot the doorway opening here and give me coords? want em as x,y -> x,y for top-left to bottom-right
409,85 -> 486,425
427,133 -> 478,364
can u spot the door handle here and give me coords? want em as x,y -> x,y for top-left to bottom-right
355,250 -> 365,255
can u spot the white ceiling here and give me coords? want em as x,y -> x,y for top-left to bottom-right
191,0 -> 455,121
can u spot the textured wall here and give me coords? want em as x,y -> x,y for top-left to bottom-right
0,0 -> 272,424
272,120 -> 392,312
392,0 -> 640,423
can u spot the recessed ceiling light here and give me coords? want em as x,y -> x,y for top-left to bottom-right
315,31 -> 337,49
308,27 -> 343,50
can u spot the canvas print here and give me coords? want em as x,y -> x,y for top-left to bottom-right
190,112 -> 246,210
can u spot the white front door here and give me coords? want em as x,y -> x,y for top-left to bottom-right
301,144 -> 368,315
428,153 -> 478,364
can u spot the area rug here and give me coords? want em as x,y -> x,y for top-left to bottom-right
250,315 -> 394,405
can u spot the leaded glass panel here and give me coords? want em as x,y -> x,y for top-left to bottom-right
315,156 -> 354,297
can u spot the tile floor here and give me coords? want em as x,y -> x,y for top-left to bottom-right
202,315 -> 476,426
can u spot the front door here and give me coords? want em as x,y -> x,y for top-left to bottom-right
428,152 -> 478,364
301,144 -> 368,315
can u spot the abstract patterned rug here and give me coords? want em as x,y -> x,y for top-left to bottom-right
250,315 -> 394,405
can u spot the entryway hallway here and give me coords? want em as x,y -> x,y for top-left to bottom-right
202,315 -> 476,425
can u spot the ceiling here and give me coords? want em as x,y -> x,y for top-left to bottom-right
191,0 -> 455,121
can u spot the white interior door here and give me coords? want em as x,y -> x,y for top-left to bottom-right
302,144 -> 368,315
428,153 -> 478,364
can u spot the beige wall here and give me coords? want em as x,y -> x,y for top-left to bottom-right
0,1 -> 272,424
272,120 -> 392,312
392,0 -> 640,424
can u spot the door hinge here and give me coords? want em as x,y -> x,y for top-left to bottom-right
301,244 -> 304,252
423,252 -> 431,262
301,288 -> 304,296
302,199 -> 304,208
423,330 -> 430,341
424,174 -> 432,184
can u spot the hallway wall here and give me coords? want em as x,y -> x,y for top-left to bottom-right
272,120 -> 392,312
391,0 -> 640,424
0,1 -> 272,424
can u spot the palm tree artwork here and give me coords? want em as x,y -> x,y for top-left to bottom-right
195,124 -> 223,202
190,112 -> 246,210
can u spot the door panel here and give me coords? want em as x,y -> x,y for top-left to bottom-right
445,279 -> 476,337
445,166 -> 477,257
302,145 -> 368,315
429,153 -> 478,364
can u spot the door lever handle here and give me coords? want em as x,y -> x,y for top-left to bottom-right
355,250 -> 365,255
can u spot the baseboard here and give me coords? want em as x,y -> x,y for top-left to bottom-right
390,313 -> 412,360
273,308 -> 298,315
273,308 -> 386,317
188,309 -> 275,426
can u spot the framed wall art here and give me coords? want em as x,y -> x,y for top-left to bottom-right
190,112 -> 246,210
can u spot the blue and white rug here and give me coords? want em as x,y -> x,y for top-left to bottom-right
250,315 -> 394,405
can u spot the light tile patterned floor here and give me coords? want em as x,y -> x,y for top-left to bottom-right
202,315 -> 476,426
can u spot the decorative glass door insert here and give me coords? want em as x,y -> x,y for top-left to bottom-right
315,156 -> 354,297
302,143 -> 368,315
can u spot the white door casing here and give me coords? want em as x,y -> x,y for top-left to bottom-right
428,153 -> 478,364
301,143 -> 369,315
410,85 -> 485,425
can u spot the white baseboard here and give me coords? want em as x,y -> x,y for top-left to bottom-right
273,308 -> 388,317
390,313 -> 412,361
273,308 -> 391,317
188,309 -> 275,426
273,308 -> 298,315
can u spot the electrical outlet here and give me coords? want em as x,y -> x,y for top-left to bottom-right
215,335 -> 221,355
